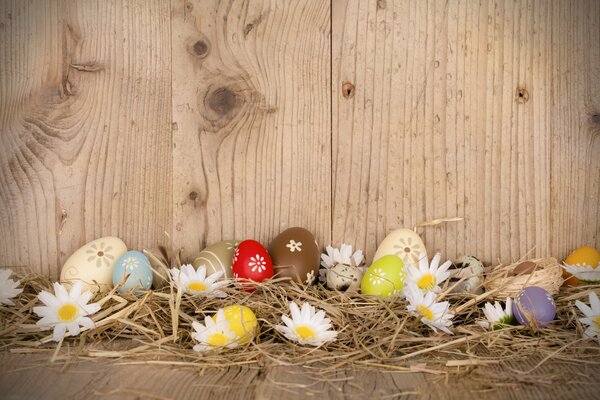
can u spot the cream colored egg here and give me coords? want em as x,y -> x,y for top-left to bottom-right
373,228 -> 427,266
60,236 -> 127,293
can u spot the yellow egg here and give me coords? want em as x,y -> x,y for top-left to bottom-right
563,246 -> 600,287
215,305 -> 258,344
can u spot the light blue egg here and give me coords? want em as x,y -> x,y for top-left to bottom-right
112,251 -> 153,294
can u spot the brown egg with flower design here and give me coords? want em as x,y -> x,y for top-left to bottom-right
269,227 -> 321,284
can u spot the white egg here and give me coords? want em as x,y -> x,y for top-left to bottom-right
60,236 -> 127,293
373,228 -> 427,265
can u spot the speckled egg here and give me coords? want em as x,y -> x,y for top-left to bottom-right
326,263 -> 364,292
193,240 -> 240,280
112,251 -> 153,294
269,227 -> 321,284
361,255 -> 405,298
373,228 -> 427,266
60,236 -> 127,293
513,286 -> 556,328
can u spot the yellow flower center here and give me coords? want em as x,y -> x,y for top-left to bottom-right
417,273 -> 436,290
595,316 -> 600,328
206,332 -> 229,348
295,325 -> 315,340
57,304 -> 78,322
417,305 -> 434,321
187,281 -> 206,292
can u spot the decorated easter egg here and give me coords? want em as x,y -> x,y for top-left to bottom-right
326,263 -> 364,292
60,236 -> 127,293
373,228 -> 427,266
513,261 -> 538,275
232,240 -> 274,284
562,246 -> 600,287
112,251 -> 153,294
447,255 -> 484,294
193,240 -> 240,279
512,286 -> 556,328
269,227 -> 320,284
361,255 -> 405,298
216,305 -> 258,345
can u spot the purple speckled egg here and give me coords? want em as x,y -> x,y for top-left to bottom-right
512,286 -> 556,328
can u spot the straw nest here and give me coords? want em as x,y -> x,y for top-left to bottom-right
0,252 -> 598,374
484,257 -> 563,299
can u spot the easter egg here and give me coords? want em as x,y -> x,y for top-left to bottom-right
326,263 -> 364,292
216,305 -> 258,345
60,236 -> 127,293
193,240 -> 240,279
373,228 -> 427,266
512,286 -> 556,328
112,251 -> 153,294
513,261 -> 538,275
562,246 -> 600,287
361,255 -> 405,298
232,240 -> 274,285
269,227 -> 320,284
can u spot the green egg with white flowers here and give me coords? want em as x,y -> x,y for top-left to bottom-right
361,255 -> 405,298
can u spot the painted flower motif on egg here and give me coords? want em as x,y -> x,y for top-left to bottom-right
60,236 -> 127,293
373,228 -> 427,266
112,251 -> 153,294
269,227 -> 321,284
361,255 -> 406,298
232,240 -> 274,285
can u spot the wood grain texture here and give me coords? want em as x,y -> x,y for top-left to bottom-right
0,0 -> 599,276
171,0 -> 332,260
2,352 -> 600,399
0,0 -> 172,278
332,0 -> 600,265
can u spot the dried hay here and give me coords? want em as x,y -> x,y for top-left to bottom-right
484,257 -> 563,299
1,250 -> 599,376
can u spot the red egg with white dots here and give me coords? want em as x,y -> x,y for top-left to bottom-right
232,240 -> 274,287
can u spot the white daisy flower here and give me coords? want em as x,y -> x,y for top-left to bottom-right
192,309 -> 237,352
405,283 -> 454,334
405,252 -> 452,293
170,264 -> 228,298
0,269 -> 23,306
477,297 -> 514,330
319,244 -> 365,283
562,264 -> 600,284
275,302 -> 338,346
575,291 -> 600,345
33,281 -> 101,342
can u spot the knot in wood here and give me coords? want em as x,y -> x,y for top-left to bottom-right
192,40 -> 209,57
188,191 -> 199,201
206,87 -> 239,116
516,87 -> 529,104
342,82 -> 355,99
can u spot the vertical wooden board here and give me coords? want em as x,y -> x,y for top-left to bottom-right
332,0 -> 594,265
548,1 -> 600,259
0,0 -> 172,277
171,0 -> 331,258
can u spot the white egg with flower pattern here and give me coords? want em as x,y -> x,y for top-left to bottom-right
373,228 -> 427,266
60,237 -> 127,293
112,251 -> 153,294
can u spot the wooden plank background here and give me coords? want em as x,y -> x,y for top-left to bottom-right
0,0 -> 599,278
